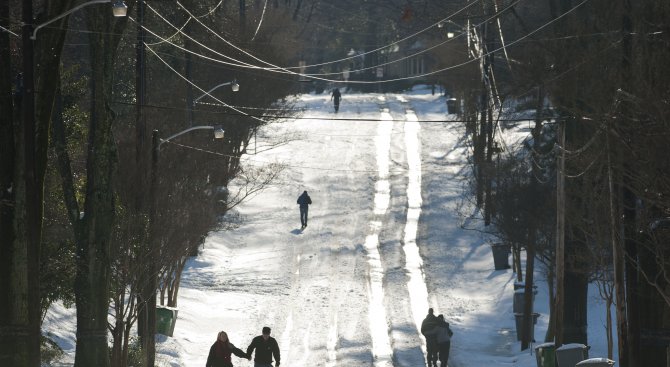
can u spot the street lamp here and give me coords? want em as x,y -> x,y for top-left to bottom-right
149,124 -> 225,249
30,0 -> 128,40
193,80 -> 239,106
156,125 -> 226,150
437,19 -> 461,39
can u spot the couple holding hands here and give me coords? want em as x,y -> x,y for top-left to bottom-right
206,326 -> 280,367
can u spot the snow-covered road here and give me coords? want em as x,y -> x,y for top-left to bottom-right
157,89 -> 519,367
41,87 -> 617,367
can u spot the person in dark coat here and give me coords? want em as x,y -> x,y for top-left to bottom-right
436,314 -> 454,367
331,88 -> 342,113
246,326 -> 281,367
420,308 -> 439,367
206,331 -> 249,367
297,191 -> 312,229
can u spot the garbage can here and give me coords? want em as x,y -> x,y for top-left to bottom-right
556,343 -> 589,367
514,312 -> 539,341
490,243 -> 511,270
156,306 -> 178,337
446,98 -> 460,114
514,281 -> 539,291
535,342 -> 556,367
513,288 -> 538,313
575,358 -> 615,367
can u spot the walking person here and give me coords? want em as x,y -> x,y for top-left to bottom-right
420,308 -> 439,367
331,87 -> 342,113
246,326 -> 281,367
297,190 -> 312,229
206,331 -> 250,367
436,314 -> 454,367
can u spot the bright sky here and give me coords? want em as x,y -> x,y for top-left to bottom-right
43,86 -> 615,367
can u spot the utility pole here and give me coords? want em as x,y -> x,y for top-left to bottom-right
620,1 -> 639,365
21,0 -> 42,364
607,116 -> 628,367
483,0 -> 496,226
135,1 -> 156,366
555,119 -> 566,348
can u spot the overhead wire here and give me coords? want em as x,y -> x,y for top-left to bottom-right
145,0 -> 224,46
180,0 -> 481,71
0,24 -> 19,37
167,0 -> 522,78
164,140 -> 408,174
143,41 -> 272,126
251,0 -> 269,41
144,0 -> 591,85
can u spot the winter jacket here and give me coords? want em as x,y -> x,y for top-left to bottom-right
420,314 -> 439,336
435,321 -> 453,344
246,335 -> 281,365
206,341 -> 247,367
297,192 -> 312,208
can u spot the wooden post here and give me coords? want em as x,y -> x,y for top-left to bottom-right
555,119 -> 566,347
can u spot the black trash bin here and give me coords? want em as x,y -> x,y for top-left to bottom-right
490,243 -> 511,270
513,288 -> 538,314
514,281 -> 539,291
446,98 -> 460,114
514,312 -> 539,341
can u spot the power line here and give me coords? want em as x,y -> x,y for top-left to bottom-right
153,0 -> 522,79
164,140 -> 409,174
110,96 -> 554,125
144,43 -> 273,126
177,0 -> 482,71
141,0 -> 590,85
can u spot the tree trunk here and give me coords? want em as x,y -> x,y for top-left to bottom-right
545,273 -> 556,342
0,0 -> 19,364
563,239 -> 588,344
606,297 -> 613,360
606,124 -> 628,367
521,227 -> 536,350
73,5 -> 128,366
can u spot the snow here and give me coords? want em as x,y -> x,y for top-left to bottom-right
42,85 -> 617,366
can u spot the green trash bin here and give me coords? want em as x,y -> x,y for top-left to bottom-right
535,342 -> 556,367
575,358 -> 615,367
156,306 -> 178,337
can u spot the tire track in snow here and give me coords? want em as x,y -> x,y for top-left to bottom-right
363,103 -> 395,367
400,105 -> 431,354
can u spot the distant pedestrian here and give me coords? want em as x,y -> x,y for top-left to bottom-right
206,331 -> 250,367
420,308 -> 439,367
331,87 -> 342,113
297,190 -> 312,229
246,326 -> 281,367
436,314 -> 454,367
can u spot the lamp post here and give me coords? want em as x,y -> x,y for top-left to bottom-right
150,125 -> 225,237
189,80 -> 238,128
142,125 -> 223,366
30,0 -> 127,40
192,80 -> 239,106
437,19 -> 463,39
